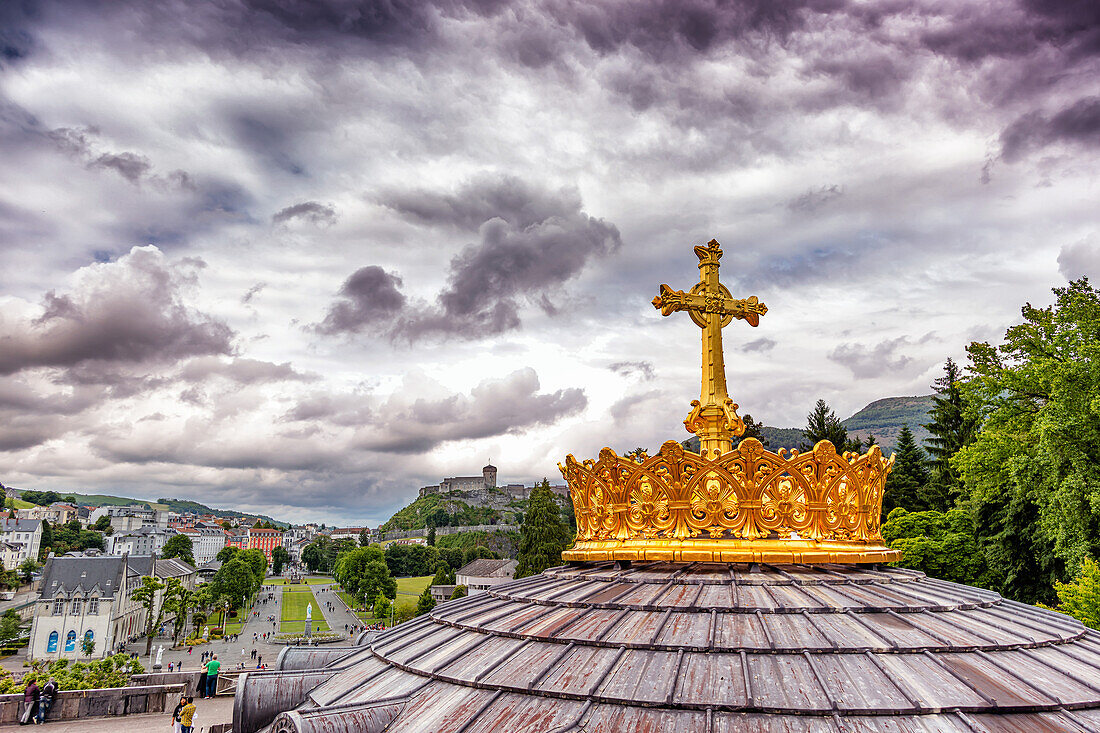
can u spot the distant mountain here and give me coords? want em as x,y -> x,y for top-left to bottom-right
840,395 -> 934,452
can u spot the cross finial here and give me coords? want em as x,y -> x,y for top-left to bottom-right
652,239 -> 767,457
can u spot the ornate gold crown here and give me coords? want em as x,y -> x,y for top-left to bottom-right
559,239 -> 898,564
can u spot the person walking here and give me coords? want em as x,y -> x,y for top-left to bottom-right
179,696 -> 196,733
170,694 -> 187,733
35,678 -> 57,724
204,653 -> 221,698
19,679 -> 39,725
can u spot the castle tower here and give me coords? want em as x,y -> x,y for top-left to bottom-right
482,462 -> 497,489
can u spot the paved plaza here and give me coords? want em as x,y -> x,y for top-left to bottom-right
0,578 -> 369,731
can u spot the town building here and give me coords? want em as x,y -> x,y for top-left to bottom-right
227,533 -> 248,550
454,558 -> 517,594
177,526 -> 227,565
429,584 -> 457,603
104,526 -> 177,557
0,541 -> 23,571
16,503 -> 79,525
0,519 -> 42,565
28,553 -> 194,660
247,526 -> 282,560
88,505 -> 169,533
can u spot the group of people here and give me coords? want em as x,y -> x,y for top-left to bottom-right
170,695 -> 197,733
197,653 -> 220,698
18,678 -> 57,725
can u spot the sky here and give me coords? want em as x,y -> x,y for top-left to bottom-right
0,0 -> 1097,526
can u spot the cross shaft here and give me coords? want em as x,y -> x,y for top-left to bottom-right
651,239 -> 767,457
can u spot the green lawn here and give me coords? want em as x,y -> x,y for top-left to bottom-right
397,576 -> 432,597
280,589 -> 330,634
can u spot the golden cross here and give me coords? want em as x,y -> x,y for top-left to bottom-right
652,239 -> 767,457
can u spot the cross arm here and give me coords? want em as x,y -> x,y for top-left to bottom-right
652,285 -> 768,326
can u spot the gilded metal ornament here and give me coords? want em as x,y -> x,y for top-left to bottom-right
560,239 -> 898,564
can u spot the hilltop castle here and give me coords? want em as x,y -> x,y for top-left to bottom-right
418,463 -> 567,500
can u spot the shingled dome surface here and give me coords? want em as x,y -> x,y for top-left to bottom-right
236,562 -> 1100,732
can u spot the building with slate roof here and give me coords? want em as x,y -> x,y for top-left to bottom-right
456,558 -> 518,595
29,553 -> 195,660
231,241 -> 1100,732
0,518 -> 42,565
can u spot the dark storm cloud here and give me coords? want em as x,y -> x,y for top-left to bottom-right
1000,97 -> 1100,163
178,357 -> 317,385
0,247 -> 234,376
316,266 -> 407,335
787,184 -> 843,213
609,361 -> 656,380
357,368 -> 587,453
827,337 -> 912,379
272,201 -> 337,226
742,337 -> 776,353
91,152 -> 152,183
1058,237 -> 1100,280
340,175 -> 620,340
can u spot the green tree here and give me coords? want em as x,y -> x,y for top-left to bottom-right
439,547 -> 464,571
449,585 -> 468,600
0,610 -> 22,642
239,548 -> 268,589
162,580 -> 195,645
209,557 -> 254,612
415,586 -> 436,616
92,516 -> 112,533
372,593 -> 391,621
359,528 -> 371,547
882,425 -> 933,515
426,526 -> 436,546
515,479 -> 569,579
301,540 -> 324,572
17,559 -> 38,585
216,546 -> 239,563
271,546 -> 289,575
955,279 -> 1100,604
161,534 -> 195,565
38,520 -> 52,561
334,546 -> 393,600
132,575 -> 166,656
924,358 -> 978,505
463,545 -> 497,566
1050,556 -> 1100,630
81,634 -> 95,656
733,413 -> 769,448
801,399 -> 861,453
430,563 -> 454,586
882,507 -> 990,587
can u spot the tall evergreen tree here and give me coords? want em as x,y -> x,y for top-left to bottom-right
883,424 -> 933,515
923,358 -> 977,505
515,479 -> 570,579
801,399 -> 861,453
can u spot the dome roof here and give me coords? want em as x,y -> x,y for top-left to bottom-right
235,561 -> 1100,732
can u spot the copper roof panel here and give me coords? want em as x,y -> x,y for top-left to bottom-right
855,612 -> 943,648
435,635 -> 529,679
654,609 -> 711,648
601,610 -> 665,645
583,703 -> 707,733
714,611 -> 770,649
612,582 -> 671,607
697,583 -> 734,608
657,582 -> 703,607
596,649 -> 679,703
874,653 -> 990,709
461,692 -> 587,733
765,582 -> 825,609
384,625 -> 464,666
979,648 -> 1100,704
553,607 -> 626,641
811,612 -> 894,650
811,654 -> 917,712
578,582 -> 636,605
305,655 -> 392,706
481,640 -> 575,688
536,645 -> 621,695
746,653 -> 832,711
736,585 -> 781,609
511,605 -> 587,637
672,652 -> 748,707
713,712 -> 841,732
965,711 -> 1093,733
761,612 -> 832,650
381,684 -> 498,733
335,665 -> 428,704
838,715 -> 970,732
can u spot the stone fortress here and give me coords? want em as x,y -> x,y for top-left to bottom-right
418,462 -> 567,502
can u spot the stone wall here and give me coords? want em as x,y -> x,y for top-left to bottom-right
381,523 -> 518,541
0,682 -> 185,724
